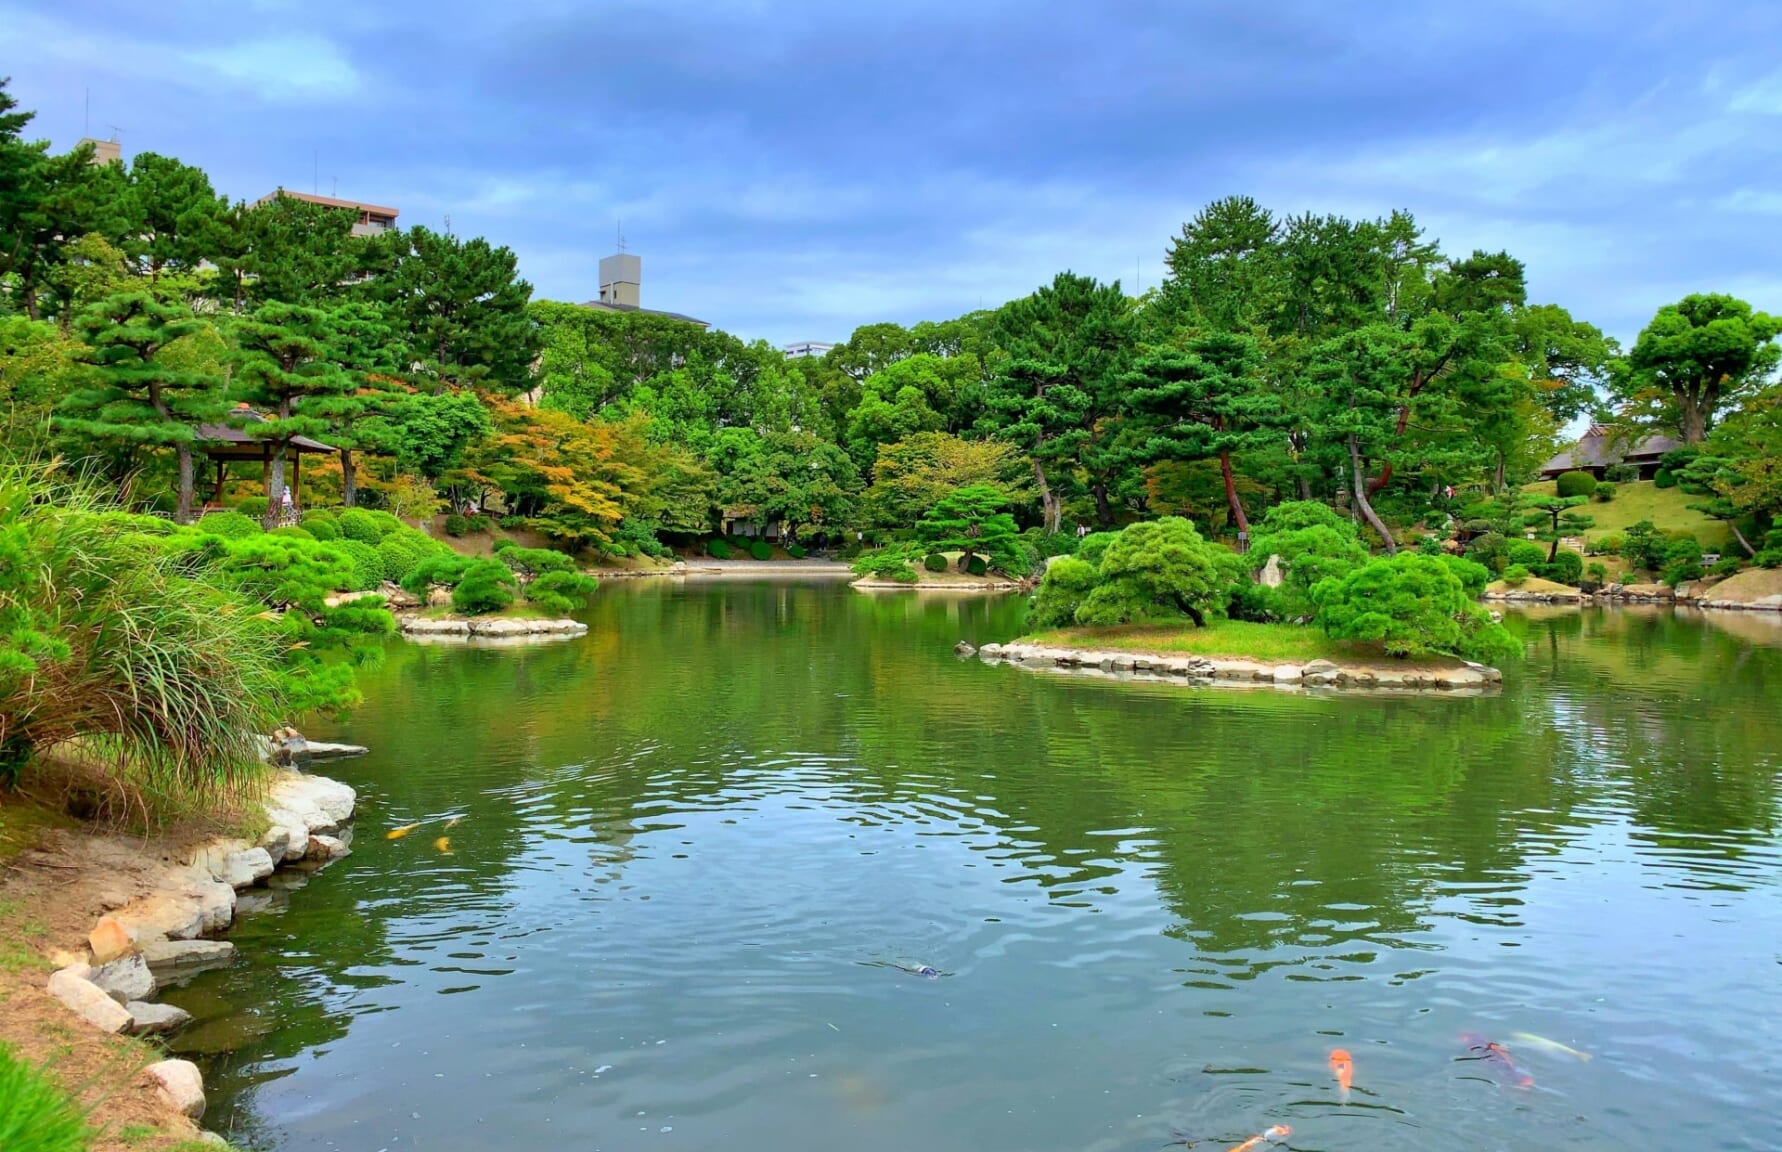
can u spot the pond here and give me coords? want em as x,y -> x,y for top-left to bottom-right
166,581 -> 1782,1152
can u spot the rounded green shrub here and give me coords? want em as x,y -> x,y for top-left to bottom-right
1593,483 -> 1616,503
786,543 -> 807,559
965,555 -> 989,576
376,533 -> 432,584
236,495 -> 271,520
1584,561 -> 1609,586
301,511 -> 341,540
1314,553 -> 1519,663
1502,564 -> 1531,586
338,508 -> 385,544
1466,531 -> 1509,572
1435,554 -> 1492,596
1075,531 -> 1119,568
497,545 -> 574,576
325,539 -> 383,591
196,510 -> 262,539
1555,470 -> 1598,499
707,539 -> 732,559
1709,555 -> 1743,578
749,540 -> 772,561
269,525 -> 314,540
401,553 -> 472,596
1505,540 -> 1547,570
1537,548 -> 1584,586
443,513 -> 471,537
492,537 -> 515,552
1653,468 -> 1677,489
500,515 -> 528,530
1029,555 -> 1101,628
923,552 -> 948,572
452,559 -> 517,614
525,569 -> 600,614
1591,533 -> 1624,556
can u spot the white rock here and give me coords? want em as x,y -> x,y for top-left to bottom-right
257,823 -> 292,862
192,880 -> 236,935
125,1000 -> 192,1035
47,967 -> 133,1033
402,615 -> 469,634
139,939 -> 235,970
307,834 -> 351,861
1272,666 -> 1304,683
89,953 -> 156,1004
146,1059 -> 206,1119
268,773 -> 356,834
221,848 -> 276,889
303,740 -> 369,759
114,892 -> 205,942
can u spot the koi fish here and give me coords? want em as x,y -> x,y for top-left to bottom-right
433,836 -> 452,853
1461,1033 -> 1534,1088
386,823 -> 421,840
1226,1124 -> 1290,1152
445,815 -> 463,829
1509,1032 -> 1592,1062
1328,1047 -> 1353,1099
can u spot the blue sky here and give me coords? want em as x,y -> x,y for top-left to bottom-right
8,0 -> 1782,347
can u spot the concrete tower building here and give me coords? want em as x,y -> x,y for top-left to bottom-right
598,253 -> 641,308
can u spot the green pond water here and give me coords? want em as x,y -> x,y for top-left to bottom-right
164,580 -> 1782,1151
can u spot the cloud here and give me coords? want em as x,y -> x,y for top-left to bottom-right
182,36 -> 361,103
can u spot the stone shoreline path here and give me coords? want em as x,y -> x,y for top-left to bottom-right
966,641 -> 1503,694
41,767 -> 361,1140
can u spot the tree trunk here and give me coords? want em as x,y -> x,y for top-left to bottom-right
1348,435 -> 1395,554
265,444 -> 287,529
176,444 -> 195,524
1296,473 -> 1313,501
1730,521 -> 1756,557
341,448 -> 358,507
1678,391 -> 1708,444
1494,451 -> 1507,494
1174,597 -> 1207,628
1093,481 -> 1113,529
1033,458 -> 1061,534
1217,449 -> 1250,542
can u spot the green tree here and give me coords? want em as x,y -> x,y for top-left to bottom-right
1519,493 -> 1595,562
1246,500 -> 1370,615
914,485 -> 1024,573
1158,195 -> 1282,332
721,430 -> 861,541
982,272 -> 1134,530
119,152 -> 228,281
864,431 -> 1030,528
218,192 -> 359,309
1125,330 -> 1280,538
1075,517 -> 1226,627
229,301 -> 356,524
1693,385 -> 1782,551
1613,294 -> 1781,444
1313,553 -> 1516,662
363,389 -> 492,485
363,226 -> 538,391
57,293 -> 224,521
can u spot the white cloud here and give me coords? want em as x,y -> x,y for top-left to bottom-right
183,36 -> 361,103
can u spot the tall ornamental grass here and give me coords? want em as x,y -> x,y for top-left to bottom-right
0,462 -> 287,818
0,1043 -> 89,1152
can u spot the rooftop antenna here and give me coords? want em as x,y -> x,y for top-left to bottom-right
84,88 -> 89,135
444,213 -> 452,235
105,124 -> 124,143
332,176 -> 337,198
616,219 -> 626,253
313,149 -> 318,195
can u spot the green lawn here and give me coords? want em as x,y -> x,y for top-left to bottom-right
1520,479 -> 1735,550
1022,620 -> 1376,664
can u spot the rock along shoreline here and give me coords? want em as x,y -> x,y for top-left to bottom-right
964,641 -> 1502,694
1483,579 -> 1782,611
40,763 -> 362,1138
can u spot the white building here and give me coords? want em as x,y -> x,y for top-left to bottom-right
783,341 -> 834,359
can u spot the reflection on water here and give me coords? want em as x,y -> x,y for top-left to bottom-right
168,587 -> 1782,1152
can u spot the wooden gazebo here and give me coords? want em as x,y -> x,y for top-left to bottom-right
196,406 -> 338,517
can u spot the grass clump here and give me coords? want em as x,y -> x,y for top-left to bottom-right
0,1042 -> 90,1152
1024,620 -> 1357,663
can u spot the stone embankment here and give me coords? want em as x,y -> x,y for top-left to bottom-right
966,641 -> 1501,693
1484,572 -> 1782,613
41,767 -> 359,1139
398,615 -> 588,639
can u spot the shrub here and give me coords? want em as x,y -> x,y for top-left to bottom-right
1604,462 -> 1639,483
1593,483 -> 1616,503
500,515 -> 528,530
1653,468 -> 1677,489
524,569 -> 600,614
452,559 -> 518,614
401,553 -> 473,595
1708,556 -> 1743,578
331,538 -> 384,592
707,539 -> 732,559
1436,554 -> 1492,597
1591,533 -> 1624,557
236,494 -> 270,520
965,555 -> 989,576
376,531 -> 439,585
924,552 -> 949,572
1753,549 -> 1782,569
1537,548 -> 1584,587
1313,553 -> 1518,663
1505,540 -> 1547,570
338,508 -> 385,544
1466,531 -> 1509,573
916,485 -> 1025,574
269,525 -> 314,541
749,540 -> 772,561
0,1042 -> 90,1152
1076,531 -> 1119,568
1029,556 -> 1102,628
196,510 -> 262,539
1660,537 -> 1704,586
839,540 -> 864,560
1621,520 -> 1667,572
1555,470 -> 1598,499
1502,564 -> 1531,586
301,511 -> 341,540
1075,518 -> 1225,627
1585,562 -> 1609,586
1248,501 -> 1369,616
786,543 -> 807,559
497,545 -> 574,577
443,513 -> 472,537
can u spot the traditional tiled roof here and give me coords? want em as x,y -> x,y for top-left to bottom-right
1539,425 -> 1683,474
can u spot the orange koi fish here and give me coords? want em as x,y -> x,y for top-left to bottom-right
433,836 -> 452,853
1328,1047 -> 1353,1099
1461,1033 -> 1534,1088
1227,1124 -> 1291,1152
386,823 -> 421,840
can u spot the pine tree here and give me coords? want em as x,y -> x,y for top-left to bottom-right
230,302 -> 356,525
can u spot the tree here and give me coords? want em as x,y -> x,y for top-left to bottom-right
362,389 -> 492,486
1125,330 -> 1280,538
1246,500 -> 1370,615
1308,328 -> 1408,552
982,272 -> 1134,530
362,226 -> 538,391
1159,195 -> 1282,332
229,302 -> 356,524
462,401 -> 656,549
721,430 -> 861,540
1313,553 -> 1516,663
914,485 -> 1023,573
120,152 -> 228,281
217,192 -> 359,309
1614,294 -> 1781,444
57,293 -> 224,521
864,432 -> 1029,528
1519,493 -> 1595,562
1075,517 -> 1227,627
1511,303 -> 1614,425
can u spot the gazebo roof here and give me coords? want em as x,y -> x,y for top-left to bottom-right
196,407 -> 338,460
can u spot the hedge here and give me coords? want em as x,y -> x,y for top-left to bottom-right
196,510 -> 262,539
1555,470 -> 1598,498
748,540 -> 772,561
924,553 -> 949,572
707,539 -> 731,559
301,511 -> 341,539
786,543 -> 806,559
331,538 -> 385,591
338,508 -> 385,544
965,555 -> 989,576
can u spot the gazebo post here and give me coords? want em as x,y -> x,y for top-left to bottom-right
261,444 -> 270,494
213,458 -> 225,505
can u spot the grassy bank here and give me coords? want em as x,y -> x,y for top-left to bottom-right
1520,479 -> 1735,550
1022,620 -> 1376,664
